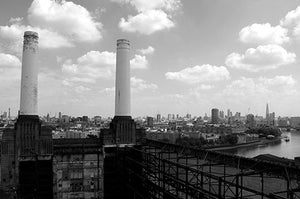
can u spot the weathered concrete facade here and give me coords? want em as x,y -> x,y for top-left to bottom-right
53,139 -> 104,199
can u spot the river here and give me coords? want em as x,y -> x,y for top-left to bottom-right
224,130 -> 300,159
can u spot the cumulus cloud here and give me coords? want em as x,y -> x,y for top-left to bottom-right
74,85 -> 91,93
112,0 -> 181,12
0,24 -> 73,51
280,6 -> 300,39
62,51 -> 116,85
0,53 -> 22,109
225,45 -> 296,72
0,53 -> 21,68
0,0 -> 103,52
28,0 -> 102,42
280,6 -> 300,27
259,75 -> 296,88
130,54 -> 148,69
199,84 -> 213,90
222,76 -> 297,99
131,77 -> 158,92
113,0 -> 180,34
165,64 -> 230,84
99,77 -> 157,94
138,46 -> 155,55
239,23 -> 289,45
119,10 -> 174,35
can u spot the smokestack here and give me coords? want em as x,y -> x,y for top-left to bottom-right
20,31 -> 38,115
115,39 -> 130,116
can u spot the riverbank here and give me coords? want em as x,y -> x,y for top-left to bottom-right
205,137 -> 282,151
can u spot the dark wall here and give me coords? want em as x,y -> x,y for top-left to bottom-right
19,160 -> 53,199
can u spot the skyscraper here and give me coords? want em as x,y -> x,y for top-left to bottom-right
211,108 -> 219,124
156,113 -> 161,122
266,103 -> 269,120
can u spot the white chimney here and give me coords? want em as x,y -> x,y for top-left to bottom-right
20,31 -> 39,115
115,39 -> 131,116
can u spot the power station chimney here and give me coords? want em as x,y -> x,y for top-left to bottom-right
16,31 -> 53,198
105,39 -> 136,145
20,31 -> 39,115
115,39 -> 131,116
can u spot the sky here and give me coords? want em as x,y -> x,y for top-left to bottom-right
0,0 -> 300,118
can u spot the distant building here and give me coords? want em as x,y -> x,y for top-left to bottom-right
186,113 -> 191,119
146,117 -> 154,127
278,117 -> 289,127
219,110 -> 224,119
94,116 -> 101,124
227,109 -> 232,118
62,115 -> 70,123
246,114 -> 256,128
167,114 -> 172,121
211,108 -> 219,124
269,112 -> 275,126
156,114 -> 161,122
290,117 -> 300,129
82,116 -> 89,123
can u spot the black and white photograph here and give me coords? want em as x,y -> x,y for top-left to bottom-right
0,0 -> 300,198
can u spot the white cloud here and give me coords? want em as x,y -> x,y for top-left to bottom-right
62,51 -> 116,85
113,0 -> 181,35
99,87 -> 115,94
130,54 -> 148,69
0,53 -> 21,68
131,77 -> 158,92
222,76 -> 297,99
239,23 -> 289,45
199,84 -> 213,90
280,6 -> 300,27
28,0 -> 102,42
225,44 -> 296,72
138,46 -> 155,55
99,77 -> 157,94
0,53 -> 22,110
74,85 -> 91,93
0,0 -> 103,52
0,23 -> 73,51
165,64 -> 230,84
119,10 -> 174,35
280,6 -> 300,39
112,0 -> 181,12
259,75 -> 296,88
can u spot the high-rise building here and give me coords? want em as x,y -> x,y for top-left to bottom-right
211,108 -> 219,124
227,109 -> 232,118
147,117 -> 154,127
156,113 -> 161,122
220,110 -> 224,119
266,103 -> 269,120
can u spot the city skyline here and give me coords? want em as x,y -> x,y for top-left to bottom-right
1,0 -> 300,117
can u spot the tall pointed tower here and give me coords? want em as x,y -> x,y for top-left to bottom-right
266,103 -> 270,125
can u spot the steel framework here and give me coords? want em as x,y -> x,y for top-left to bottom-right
120,140 -> 300,199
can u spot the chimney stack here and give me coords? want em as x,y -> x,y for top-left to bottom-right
115,39 -> 130,116
20,31 -> 38,115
